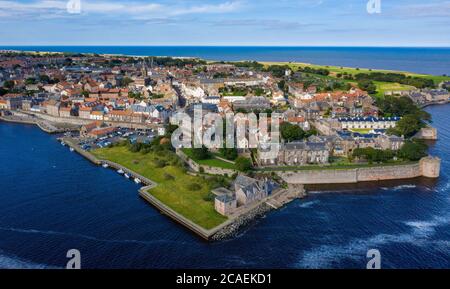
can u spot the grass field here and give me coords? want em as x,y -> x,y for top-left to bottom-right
91,146 -> 227,229
261,61 -> 450,94
182,148 -> 237,170
373,81 -> 416,97
262,61 -> 450,83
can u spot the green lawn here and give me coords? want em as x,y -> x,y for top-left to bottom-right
182,148 -> 237,170
373,81 -> 416,98
349,128 -> 373,134
91,146 -> 227,229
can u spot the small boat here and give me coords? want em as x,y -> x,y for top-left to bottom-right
124,173 -> 130,179
69,147 -> 74,152
61,141 -> 66,146
102,163 -> 109,168
134,178 -> 141,184
117,169 -> 124,174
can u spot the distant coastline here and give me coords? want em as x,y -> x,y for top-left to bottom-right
2,46 -> 450,75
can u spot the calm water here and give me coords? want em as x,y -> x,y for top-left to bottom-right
1,46 -> 450,76
0,104 -> 449,269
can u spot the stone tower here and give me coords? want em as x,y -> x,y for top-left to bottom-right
420,157 -> 441,178
415,127 -> 438,140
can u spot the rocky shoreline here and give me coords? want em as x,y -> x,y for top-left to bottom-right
211,203 -> 273,241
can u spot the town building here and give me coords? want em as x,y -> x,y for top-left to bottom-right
232,96 -> 271,111
338,116 -> 400,130
258,141 -> 330,166
80,121 -> 117,139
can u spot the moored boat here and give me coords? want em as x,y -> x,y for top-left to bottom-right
102,163 -> 109,168
117,169 -> 124,174
124,173 -> 130,179
134,178 -> 141,184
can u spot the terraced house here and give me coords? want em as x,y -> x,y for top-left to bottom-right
257,142 -> 330,167
338,116 -> 400,130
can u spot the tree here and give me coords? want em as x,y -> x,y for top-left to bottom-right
277,80 -> 286,91
398,140 -> 428,161
25,77 -> 37,85
352,147 -> 395,164
280,122 -> 305,142
128,91 -> 142,100
235,157 -> 252,172
358,80 -> 377,94
377,96 -> 430,120
39,74 -> 51,83
219,147 -> 238,161
192,146 -> 210,160
121,77 -> 134,87
165,124 -> 179,136
3,80 -> 14,89
354,72 -> 435,89
388,114 -> 426,138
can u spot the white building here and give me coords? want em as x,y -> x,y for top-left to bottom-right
338,116 -> 400,130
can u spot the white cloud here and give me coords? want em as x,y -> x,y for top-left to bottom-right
0,0 -> 241,20
396,1 -> 450,17
169,1 -> 241,16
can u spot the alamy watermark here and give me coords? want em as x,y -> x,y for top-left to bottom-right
170,106 -> 280,159
367,0 -> 381,14
366,249 -> 381,269
66,249 -> 81,269
67,0 -> 82,14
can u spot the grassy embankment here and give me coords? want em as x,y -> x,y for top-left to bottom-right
91,146 -> 227,229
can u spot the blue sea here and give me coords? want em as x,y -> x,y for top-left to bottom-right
0,104 -> 449,269
1,46 -> 450,76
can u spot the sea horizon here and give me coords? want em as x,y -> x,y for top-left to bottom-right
2,45 -> 450,48
2,46 -> 450,76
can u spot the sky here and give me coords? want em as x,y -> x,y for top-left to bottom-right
0,0 -> 449,46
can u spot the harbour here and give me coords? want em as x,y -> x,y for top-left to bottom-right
0,100 -> 449,269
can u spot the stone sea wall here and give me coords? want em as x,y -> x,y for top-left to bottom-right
278,157 -> 441,185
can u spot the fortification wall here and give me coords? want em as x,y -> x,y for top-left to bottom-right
278,169 -> 358,184
356,163 -> 421,182
278,157 -> 441,185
